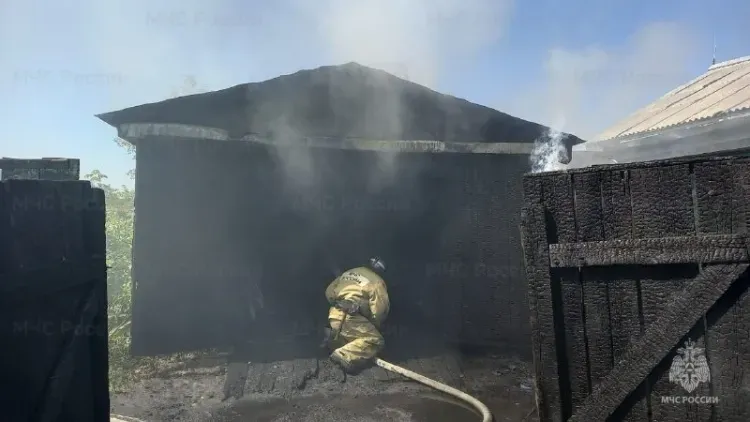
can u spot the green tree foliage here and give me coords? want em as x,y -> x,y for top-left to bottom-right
84,169 -> 139,390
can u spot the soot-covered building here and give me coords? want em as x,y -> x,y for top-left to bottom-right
98,63 -> 584,361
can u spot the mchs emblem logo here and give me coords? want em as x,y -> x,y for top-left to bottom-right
668,339 -> 710,393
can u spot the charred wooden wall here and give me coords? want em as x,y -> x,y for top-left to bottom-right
131,138 -> 531,360
0,180 -> 108,421
523,156 -> 750,421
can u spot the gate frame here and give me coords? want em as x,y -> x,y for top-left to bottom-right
520,156 -> 750,421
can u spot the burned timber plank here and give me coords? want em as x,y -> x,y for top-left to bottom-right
521,176 -> 563,422
730,159 -> 750,421
630,163 -> 694,238
540,172 -> 576,420
633,162 -> 698,422
694,160 -> 734,421
607,273 -> 648,421
568,263 -> 749,422
732,158 -> 750,234
703,158 -> 750,421
724,161 -> 750,421
580,268 -> 613,408
542,173 -> 577,243
223,361 -> 249,400
572,171 -> 604,242
536,172 -> 586,420
694,160 -> 734,235
720,287 -> 750,420
639,266 -> 700,422
601,169 -> 633,240
599,168 -> 648,422
548,234 -> 749,267
571,172 -> 612,416
559,272 -> 588,414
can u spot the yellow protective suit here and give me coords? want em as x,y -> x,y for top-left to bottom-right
325,266 -> 390,369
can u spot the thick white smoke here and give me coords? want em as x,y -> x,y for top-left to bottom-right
495,22 -> 700,142
529,127 -> 568,173
272,0 -> 514,193
308,0 -> 511,88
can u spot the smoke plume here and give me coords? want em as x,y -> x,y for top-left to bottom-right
308,0 -> 511,88
1,0 -> 512,116
259,0 -> 514,199
496,21 -> 702,143
529,127 -> 568,173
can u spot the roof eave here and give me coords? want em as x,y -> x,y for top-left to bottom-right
590,108 -> 750,148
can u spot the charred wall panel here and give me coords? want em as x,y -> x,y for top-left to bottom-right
131,138 -> 530,360
131,139 -> 276,353
524,156 -> 750,422
0,180 -> 108,422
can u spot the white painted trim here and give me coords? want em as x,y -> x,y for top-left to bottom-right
117,122 -> 539,155
119,123 -> 229,141
241,134 -> 536,154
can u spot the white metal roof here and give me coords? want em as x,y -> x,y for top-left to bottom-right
597,56 -> 750,141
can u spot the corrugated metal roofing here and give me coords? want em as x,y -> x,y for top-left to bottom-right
597,56 -> 750,141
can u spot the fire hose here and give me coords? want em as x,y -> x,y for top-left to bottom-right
112,359 -> 493,422
110,416 -> 145,422
373,357 -> 493,422
114,310 -> 493,422
328,302 -> 492,422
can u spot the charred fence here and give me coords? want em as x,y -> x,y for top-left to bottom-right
0,180 -> 108,421
521,156 -> 750,421
130,137 -> 530,361
0,157 -> 80,181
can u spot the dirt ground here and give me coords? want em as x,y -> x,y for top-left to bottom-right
111,353 -> 537,422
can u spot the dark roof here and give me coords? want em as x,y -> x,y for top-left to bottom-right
597,56 -> 750,141
98,62 -> 585,145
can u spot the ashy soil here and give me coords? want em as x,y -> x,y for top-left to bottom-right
111,354 -> 537,422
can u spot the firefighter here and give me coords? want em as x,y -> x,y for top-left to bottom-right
322,257 -> 389,373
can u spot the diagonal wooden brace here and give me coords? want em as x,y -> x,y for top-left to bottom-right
569,263 -> 749,422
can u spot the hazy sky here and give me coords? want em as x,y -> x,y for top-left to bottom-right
1,0 -> 748,186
